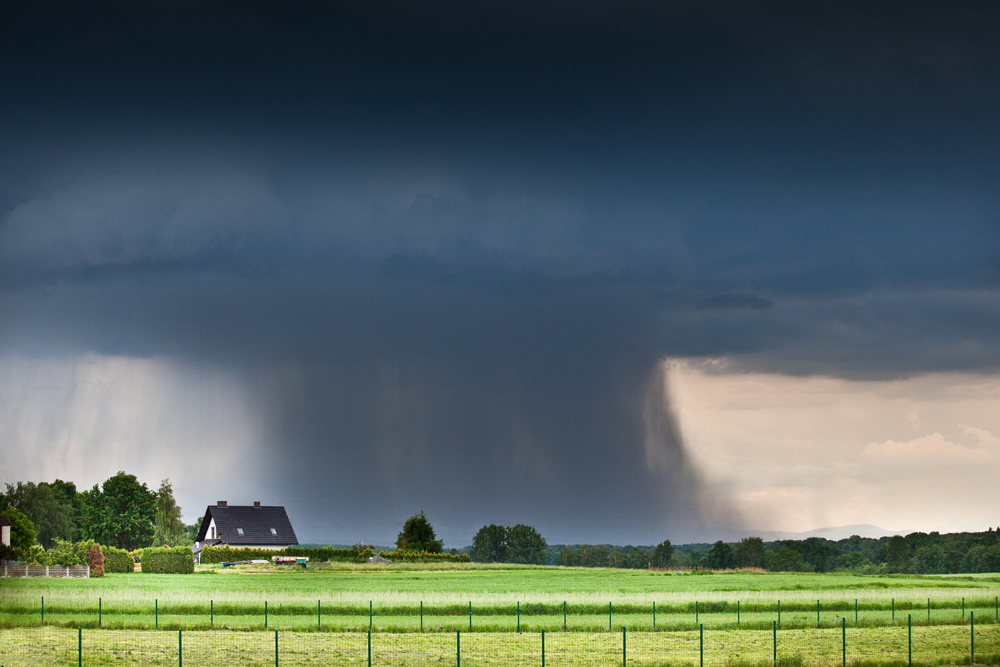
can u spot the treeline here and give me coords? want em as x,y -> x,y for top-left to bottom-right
548,540 -> 677,568
545,531 -> 1000,573
1,472 -> 196,562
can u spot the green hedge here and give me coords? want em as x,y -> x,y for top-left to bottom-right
377,549 -> 470,563
141,547 -> 194,573
101,546 -> 134,573
199,546 -> 287,563
285,546 -> 368,562
198,545 -> 471,564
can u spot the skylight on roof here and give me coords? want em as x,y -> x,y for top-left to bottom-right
271,528 -> 277,535
237,528 -> 244,535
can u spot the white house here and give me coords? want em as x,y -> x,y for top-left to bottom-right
192,501 -> 299,563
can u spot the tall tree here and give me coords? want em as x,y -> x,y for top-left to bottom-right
2,481 -> 74,548
152,479 -> 186,547
396,511 -> 444,553
506,524 -> 547,564
0,508 -> 37,558
885,535 -> 910,573
80,472 -> 156,550
706,540 -> 735,569
734,537 -> 766,568
650,540 -> 675,567
470,524 -> 508,563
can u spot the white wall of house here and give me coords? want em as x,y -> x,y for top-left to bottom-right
1,525 -> 9,546
206,517 -> 217,540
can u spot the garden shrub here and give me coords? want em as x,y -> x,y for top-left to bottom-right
142,547 -> 194,573
199,546 -> 288,563
88,546 -> 105,577
101,545 -> 134,573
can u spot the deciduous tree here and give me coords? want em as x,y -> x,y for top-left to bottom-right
80,472 -> 156,551
506,524 -> 547,564
470,524 -> 508,563
152,479 -> 186,547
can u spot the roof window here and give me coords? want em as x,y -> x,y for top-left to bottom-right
271,528 -> 277,535
237,528 -> 244,535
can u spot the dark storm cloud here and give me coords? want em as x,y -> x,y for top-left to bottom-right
1,0 -> 999,543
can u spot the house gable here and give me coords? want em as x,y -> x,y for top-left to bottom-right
195,502 -> 298,547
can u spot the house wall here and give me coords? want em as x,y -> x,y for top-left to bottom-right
206,517 -> 217,540
1,525 -> 9,546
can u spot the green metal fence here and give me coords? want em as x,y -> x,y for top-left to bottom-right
1,621 -> 997,667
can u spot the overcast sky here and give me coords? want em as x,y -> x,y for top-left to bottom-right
1,0 -> 999,546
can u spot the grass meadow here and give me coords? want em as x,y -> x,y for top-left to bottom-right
3,564 -> 1000,665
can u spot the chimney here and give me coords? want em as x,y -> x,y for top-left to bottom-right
253,501 -> 261,508
217,501 -> 227,507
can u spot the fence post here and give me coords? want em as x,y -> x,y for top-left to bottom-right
156,599 -> 159,629
78,627 -> 82,667
265,601 -> 268,628
179,630 -> 182,667
210,600 -> 212,626
99,597 -> 102,627
318,600 -> 321,631
517,601 -> 521,633
908,614 -> 912,666
738,600 -> 740,626
542,629 -> 545,667
855,599 -> 858,624
41,596 -> 44,623
623,626 -> 627,667
367,628 -> 371,667
817,600 -> 820,628
469,601 -> 472,631
773,621 -> 777,666
841,617 -> 845,667
275,630 -> 279,667
892,598 -> 895,623
563,602 -> 567,631
609,602 -> 612,631
700,623 -> 704,667
928,598 -> 930,626
971,611 -> 974,664
457,629 -> 461,667
369,601 -> 372,630
653,601 -> 656,629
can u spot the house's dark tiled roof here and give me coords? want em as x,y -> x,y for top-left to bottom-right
195,505 -> 298,546
0,516 -> 10,527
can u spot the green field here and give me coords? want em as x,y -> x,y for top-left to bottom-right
2,565 -> 999,665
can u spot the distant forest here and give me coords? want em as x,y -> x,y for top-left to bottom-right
541,530 -> 1000,574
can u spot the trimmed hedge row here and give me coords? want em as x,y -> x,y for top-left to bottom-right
285,546 -> 367,562
199,546 -> 287,563
101,546 -> 134,574
200,545 -> 471,564
142,547 -> 194,573
376,550 -> 470,563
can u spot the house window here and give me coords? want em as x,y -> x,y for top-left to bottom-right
271,528 -> 277,535
211,527 -> 216,539
237,528 -> 244,535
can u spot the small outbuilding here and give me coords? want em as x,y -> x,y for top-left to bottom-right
192,501 -> 299,564
0,516 -> 10,547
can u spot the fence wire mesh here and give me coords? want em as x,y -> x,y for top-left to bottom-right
1,623 -> 998,667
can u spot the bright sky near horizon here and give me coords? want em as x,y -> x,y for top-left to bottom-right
668,360 -> 1000,536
